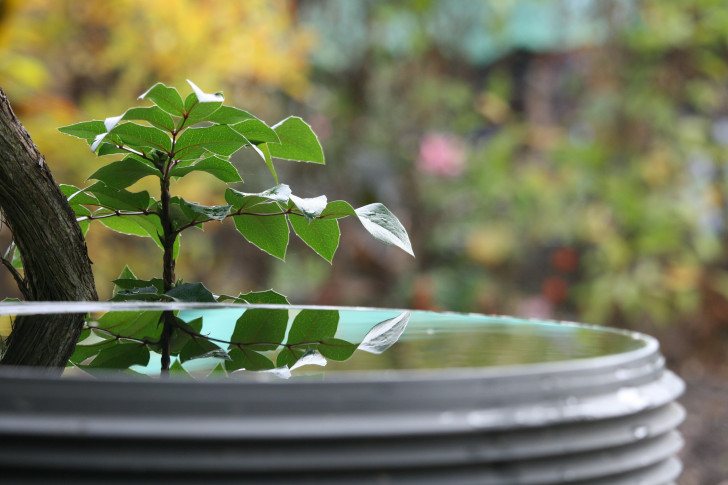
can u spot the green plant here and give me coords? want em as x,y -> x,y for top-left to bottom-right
57,80 -> 413,375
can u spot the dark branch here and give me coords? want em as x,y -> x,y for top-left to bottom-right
0,251 -> 30,299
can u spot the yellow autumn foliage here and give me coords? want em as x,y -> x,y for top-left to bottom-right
1,0 -> 314,101
0,0 -> 317,299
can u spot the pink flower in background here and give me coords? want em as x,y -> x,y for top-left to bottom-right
416,132 -> 466,177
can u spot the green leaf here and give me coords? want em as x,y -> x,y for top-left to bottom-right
218,289 -> 289,304
104,122 -> 172,153
254,142 -> 278,183
180,337 -> 231,363
169,360 -> 193,378
235,289 -> 289,304
231,203 -> 289,260
318,338 -> 358,361
183,80 -> 224,124
206,106 -> 257,125
60,184 -> 99,206
178,198 -> 231,224
319,200 -> 357,220
116,265 -> 137,281
289,215 -> 340,263
167,197 -> 199,232
112,269 -> 164,297
69,342 -> 109,366
173,125 -> 246,160
58,120 -> 107,140
111,276 -> 164,297
96,142 -> 129,156
225,347 -> 275,372
70,204 -> 91,219
88,342 -> 150,369
225,185 -> 291,210
209,362 -> 227,377
78,220 -> 90,236
93,310 -> 163,340
232,119 -> 280,144
166,317 -> 205,356
268,116 -> 324,164
169,155 -> 243,183
98,214 -> 164,250
286,309 -> 339,345
276,347 -> 306,368
87,182 -> 151,212
103,106 -> 176,133
230,308 -> 288,351
355,203 -> 414,257
89,158 -> 160,189
69,328 -> 112,365
165,282 -> 216,302
111,286 -> 163,302
138,82 -> 185,116
10,245 -> 22,269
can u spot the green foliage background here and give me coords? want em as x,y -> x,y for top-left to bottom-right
2,0 -> 728,361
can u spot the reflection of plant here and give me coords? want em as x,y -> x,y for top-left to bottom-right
71,306 -> 411,378
57,81 -> 413,374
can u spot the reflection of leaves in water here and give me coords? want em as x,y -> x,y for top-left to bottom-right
358,312 -> 410,354
70,309 -> 410,378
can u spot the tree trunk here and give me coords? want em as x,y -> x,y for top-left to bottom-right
0,87 -> 98,369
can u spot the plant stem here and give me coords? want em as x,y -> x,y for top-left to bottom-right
159,172 -> 176,376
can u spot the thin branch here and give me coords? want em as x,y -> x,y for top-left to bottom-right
81,324 -> 159,347
171,318 -> 325,350
76,209 -> 156,222
174,207 -> 305,234
0,241 -> 30,299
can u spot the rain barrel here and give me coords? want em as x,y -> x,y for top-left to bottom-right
0,303 -> 685,484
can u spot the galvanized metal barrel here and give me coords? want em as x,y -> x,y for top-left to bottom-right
0,304 -> 685,484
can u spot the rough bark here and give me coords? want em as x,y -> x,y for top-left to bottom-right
0,87 -> 98,369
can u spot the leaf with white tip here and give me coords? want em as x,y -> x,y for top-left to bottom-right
290,194 -> 327,222
290,349 -> 327,370
225,184 -> 291,210
93,122 -> 172,153
138,82 -> 185,116
186,79 -> 224,103
103,107 -> 176,133
184,80 -> 224,124
355,203 -> 414,256
178,198 -> 231,224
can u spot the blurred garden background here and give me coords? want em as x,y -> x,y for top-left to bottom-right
0,1 -> 727,481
